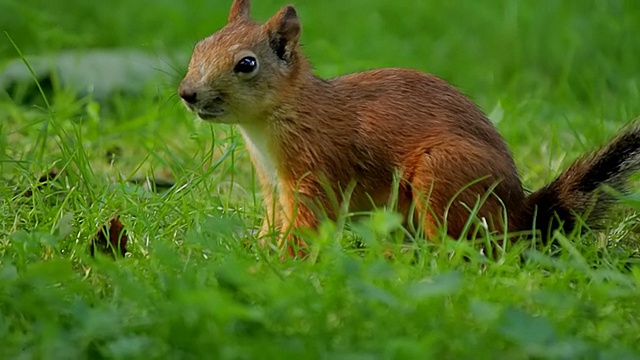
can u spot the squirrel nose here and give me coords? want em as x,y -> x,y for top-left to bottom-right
179,87 -> 198,104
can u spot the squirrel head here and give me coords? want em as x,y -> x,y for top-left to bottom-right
179,0 -> 303,123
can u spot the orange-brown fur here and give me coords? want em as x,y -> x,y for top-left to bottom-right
179,0 -> 640,257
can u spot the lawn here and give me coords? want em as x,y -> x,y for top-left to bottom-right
2,0 -> 640,358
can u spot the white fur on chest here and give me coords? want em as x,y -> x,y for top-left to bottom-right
238,124 -> 278,187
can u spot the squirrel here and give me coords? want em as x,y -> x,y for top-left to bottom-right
179,0 -> 640,257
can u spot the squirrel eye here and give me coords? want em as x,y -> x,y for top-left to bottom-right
234,56 -> 258,74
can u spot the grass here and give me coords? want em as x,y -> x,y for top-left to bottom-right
2,0 -> 640,358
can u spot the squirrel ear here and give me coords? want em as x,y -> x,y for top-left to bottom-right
228,0 -> 250,22
264,5 -> 301,62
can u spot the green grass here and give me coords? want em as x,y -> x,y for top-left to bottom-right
2,0 -> 640,358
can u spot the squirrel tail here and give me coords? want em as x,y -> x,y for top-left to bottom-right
517,122 -> 640,239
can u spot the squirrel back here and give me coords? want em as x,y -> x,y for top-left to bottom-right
179,0 -> 640,254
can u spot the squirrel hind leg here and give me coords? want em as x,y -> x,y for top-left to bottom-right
404,146 -> 520,241
409,191 -> 445,241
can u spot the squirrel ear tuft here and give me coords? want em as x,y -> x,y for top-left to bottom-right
264,5 -> 301,62
228,0 -> 251,22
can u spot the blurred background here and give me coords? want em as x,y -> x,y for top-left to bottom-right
1,0 -> 640,185
2,0 -> 639,103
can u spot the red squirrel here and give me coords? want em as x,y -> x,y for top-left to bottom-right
179,0 -> 640,257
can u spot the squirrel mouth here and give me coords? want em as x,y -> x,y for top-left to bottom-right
197,109 -> 224,120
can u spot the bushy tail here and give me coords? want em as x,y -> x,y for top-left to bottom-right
519,122 -> 640,239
